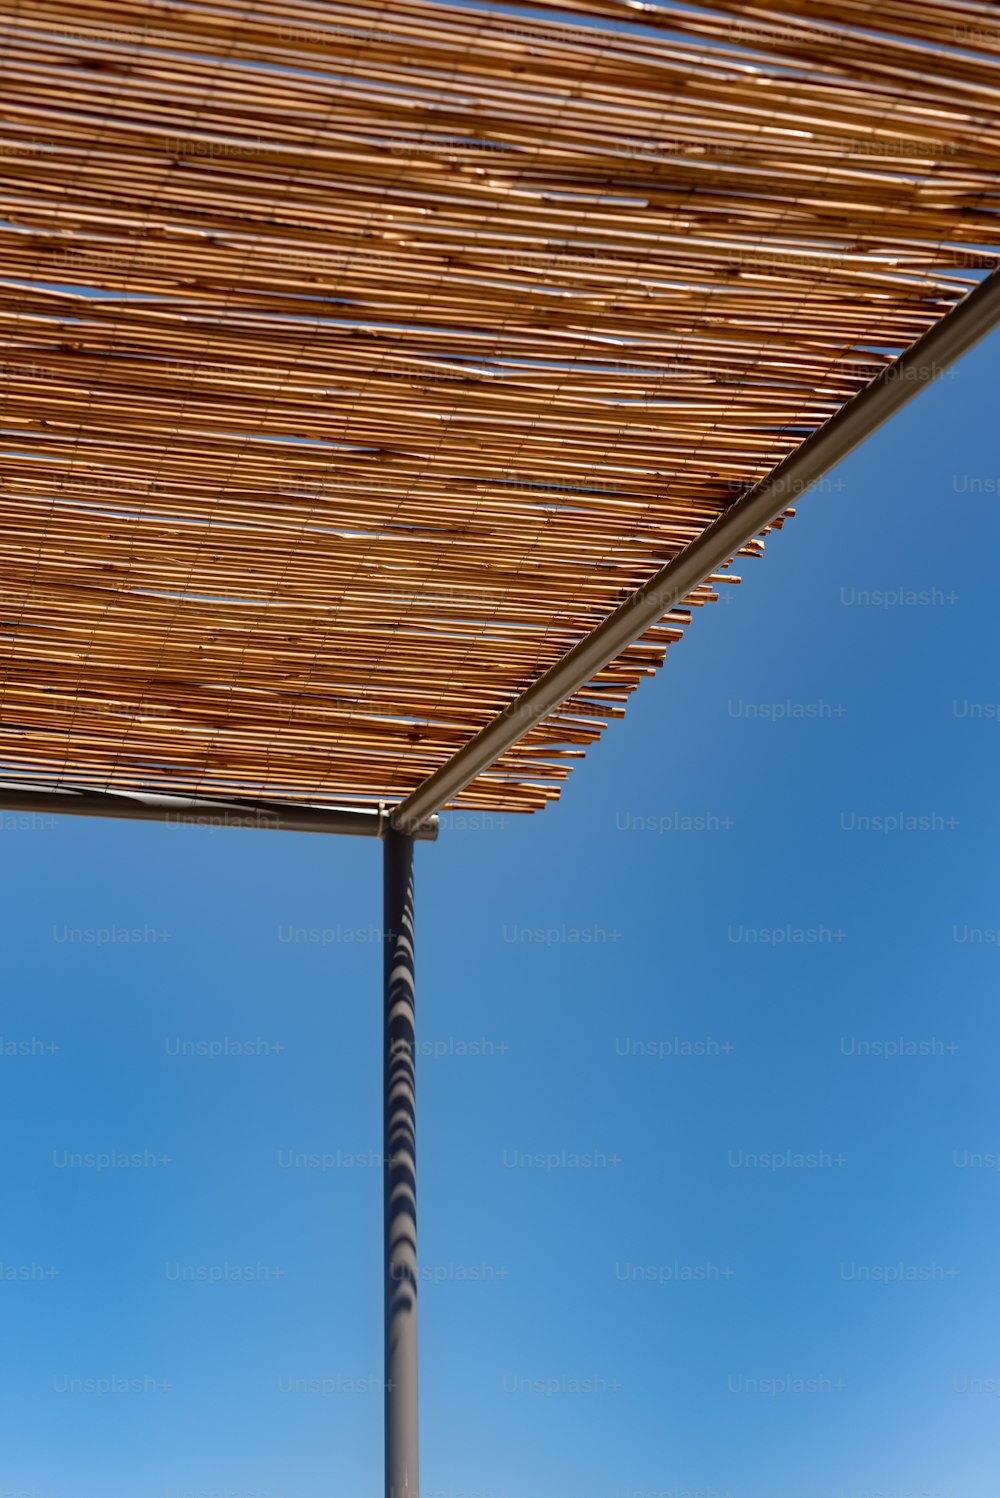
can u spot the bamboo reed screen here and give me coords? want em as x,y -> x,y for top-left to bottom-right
0,0 -> 998,812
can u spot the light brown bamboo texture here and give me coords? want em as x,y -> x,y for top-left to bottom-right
0,0 -> 997,810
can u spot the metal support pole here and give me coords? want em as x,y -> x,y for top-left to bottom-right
383,831 -> 419,1498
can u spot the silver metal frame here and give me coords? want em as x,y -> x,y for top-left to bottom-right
391,268 -> 1000,834
0,782 -> 439,840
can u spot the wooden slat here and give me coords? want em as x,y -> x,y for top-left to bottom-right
0,0 -> 997,810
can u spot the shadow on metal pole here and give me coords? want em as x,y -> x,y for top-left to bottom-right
383,830 -> 418,1498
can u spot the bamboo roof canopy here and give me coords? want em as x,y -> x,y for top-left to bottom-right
1,0 -> 999,814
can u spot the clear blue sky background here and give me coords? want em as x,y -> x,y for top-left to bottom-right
2,331 -> 999,1498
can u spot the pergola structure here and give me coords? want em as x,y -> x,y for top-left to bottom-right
3,1 -> 1000,1491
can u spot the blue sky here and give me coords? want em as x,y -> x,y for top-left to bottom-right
2,329 -> 999,1498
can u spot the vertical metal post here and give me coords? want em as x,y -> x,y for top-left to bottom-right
383,830 -> 419,1498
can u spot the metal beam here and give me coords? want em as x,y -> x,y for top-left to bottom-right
391,269 -> 1000,833
383,830 -> 419,1498
0,783 -> 439,840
